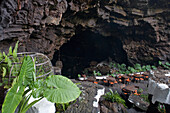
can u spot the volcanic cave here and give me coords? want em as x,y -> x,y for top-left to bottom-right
52,29 -> 129,78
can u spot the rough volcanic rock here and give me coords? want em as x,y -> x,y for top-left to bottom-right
64,80 -> 104,113
0,0 -> 169,64
99,99 -> 127,113
0,0 -> 68,59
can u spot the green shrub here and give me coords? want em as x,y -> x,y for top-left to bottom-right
2,56 -> 81,113
0,41 -> 20,89
104,89 -> 127,107
140,94 -> 149,103
159,61 -> 170,69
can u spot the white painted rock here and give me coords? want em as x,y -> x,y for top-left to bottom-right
78,77 -> 87,80
26,97 -> 56,113
95,76 -> 107,80
148,78 -> 170,104
165,72 -> 170,76
93,87 -> 105,108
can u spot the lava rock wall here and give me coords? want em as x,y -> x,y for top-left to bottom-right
0,0 -> 169,64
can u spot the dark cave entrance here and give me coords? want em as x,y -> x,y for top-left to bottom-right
52,30 -> 129,78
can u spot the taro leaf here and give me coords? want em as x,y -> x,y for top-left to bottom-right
2,83 -> 25,113
18,56 -> 34,85
2,56 -> 35,113
44,75 -> 81,104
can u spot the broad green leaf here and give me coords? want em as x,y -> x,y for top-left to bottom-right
18,56 -> 34,85
44,75 -> 81,103
12,78 -> 18,86
2,56 -> 35,113
2,83 -> 25,113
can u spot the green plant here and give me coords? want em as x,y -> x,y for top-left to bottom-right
128,66 -> 137,74
151,65 -> 157,70
158,103 -> 166,113
55,99 -> 77,112
108,62 -> 157,75
93,70 -> 102,76
104,89 -> 127,107
111,73 -> 116,77
145,65 -> 151,71
93,70 -> 97,76
2,56 -> 36,113
137,88 -> 143,94
83,69 -> 88,75
2,56 -> 81,113
78,74 -> 81,78
140,94 -> 149,103
119,64 -> 126,71
159,61 -> 170,69
134,63 -> 142,72
0,41 -> 20,88
96,71 -> 102,76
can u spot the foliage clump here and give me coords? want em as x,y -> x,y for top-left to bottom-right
1,41 -> 81,113
159,61 -> 170,70
0,41 -> 20,88
104,89 -> 127,107
2,55 -> 81,113
109,62 -> 157,75
140,94 -> 149,103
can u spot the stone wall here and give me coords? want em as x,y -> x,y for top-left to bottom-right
0,0 -> 169,64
